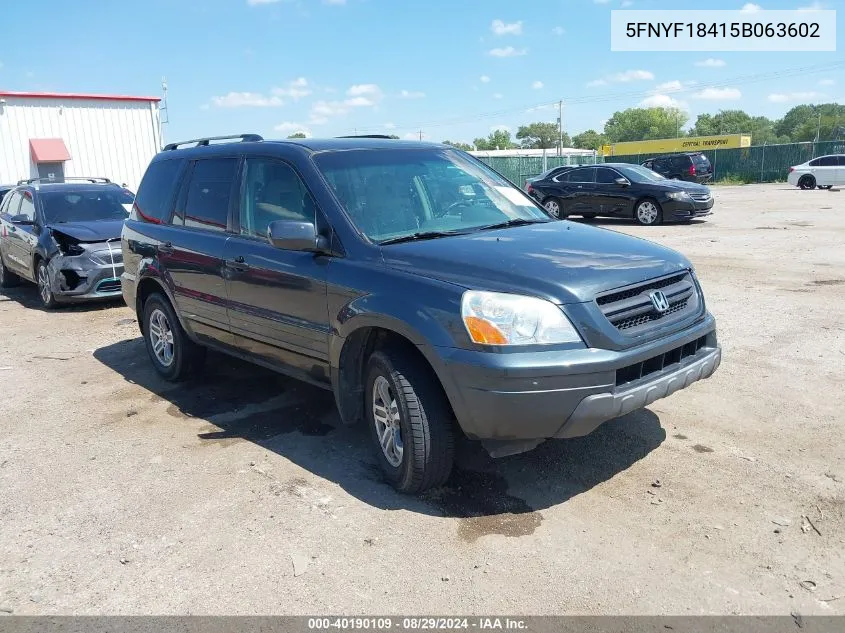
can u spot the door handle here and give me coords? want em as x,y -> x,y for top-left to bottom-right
225,256 -> 250,272
158,241 -> 173,255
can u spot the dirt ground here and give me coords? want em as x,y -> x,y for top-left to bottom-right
0,183 -> 843,616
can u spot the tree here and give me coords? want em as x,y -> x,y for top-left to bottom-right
472,129 -> 517,150
689,110 -> 784,144
515,122 -> 570,149
571,129 -> 607,150
387,134 -> 400,139
442,140 -> 474,151
782,103 -> 845,142
603,107 -> 689,142
773,104 -> 816,140
286,132 -> 307,139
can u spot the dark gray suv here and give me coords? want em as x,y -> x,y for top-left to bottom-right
122,134 -> 721,493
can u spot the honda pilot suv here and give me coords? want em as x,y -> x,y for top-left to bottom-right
122,134 -> 721,493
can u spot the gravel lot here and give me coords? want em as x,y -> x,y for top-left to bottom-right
1,183 -> 843,616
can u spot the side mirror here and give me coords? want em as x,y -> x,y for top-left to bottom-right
267,220 -> 330,254
614,177 -> 630,187
10,214 -> 34,225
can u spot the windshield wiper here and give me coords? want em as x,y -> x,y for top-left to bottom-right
379,230 -> 467,245
474,218 -> 545,232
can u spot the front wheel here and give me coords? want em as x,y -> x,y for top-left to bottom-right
798,175 -> 816,190
635,199 -> 662,226
365,349 -> 454,493
543,197 -> 566,219
142,293 -> 205,381
36,261 -> 58,309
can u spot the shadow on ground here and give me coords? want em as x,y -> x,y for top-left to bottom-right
0,284 -> 124,313
569,217 -> 708,228
94,337 -> 665,540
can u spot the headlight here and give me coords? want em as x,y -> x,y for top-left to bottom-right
461,291 -> 582,345
667,191 -> 691,201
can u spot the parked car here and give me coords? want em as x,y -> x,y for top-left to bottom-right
528,163 -> 714,225
523,165 -> 576,192
0,177 -> 131,307
787,154 -> 845,190
122,135 -> 721,493
642,152 -> 713,184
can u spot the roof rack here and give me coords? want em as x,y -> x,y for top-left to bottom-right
17,176 -> 112,185
335,134 -> 397,139
163,134 -> 264,151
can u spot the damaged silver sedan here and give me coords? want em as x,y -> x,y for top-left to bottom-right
0,179 -> 132,309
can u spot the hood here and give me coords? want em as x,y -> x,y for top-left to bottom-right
47,220 -> 124,242
381,221 -> 691,304
659,180 -> 710,194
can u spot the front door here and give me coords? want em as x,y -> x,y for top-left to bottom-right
593,166 -> 632,217
224,157 -> 331,384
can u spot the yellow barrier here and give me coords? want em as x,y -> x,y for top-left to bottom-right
602,134 -> 752,156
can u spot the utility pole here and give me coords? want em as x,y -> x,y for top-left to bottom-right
815,112 -> 822,142
159,77 -> 169,149
419,129 -> 423,141
558,100 -> 564,157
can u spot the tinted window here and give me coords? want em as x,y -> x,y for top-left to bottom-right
18,192 -> 36,222
566,167 -> 595,183
240,159 -> 313,239
671,156 -> 689,168
41,189 -> 129,224
693,154 -> 711,168
817,156 -> 838,167
595,167 -> 620,184
179,158 -> 237,232
134,159 -> 182,223
652,158 -> 667,171
2,191 -> 22,216
839,156 -> 845,166
315,148 -> 548,243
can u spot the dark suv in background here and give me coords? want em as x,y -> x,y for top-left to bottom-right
642,152 -> 713,183
122,134 -> 721,493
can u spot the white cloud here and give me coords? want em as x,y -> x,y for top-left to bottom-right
272,77 -> 311,100
531,80 -> 544,89
491,19 -> 523,36
324,0 -> 346,4
695,58 -> 726,67
819,79 -> 835,86
768,91 -> 824,102
344,96 -> 376,107
210,91 -> 284,108
480,75 -> 491,83
588,69 -> 653,87
654,80 -> 684,92
593,0 -> 611,4
347,83 -> 382,98
525,103 -> 556,113
798,2 -> 826,11
403,132 -> 426,140
309,100 -> 347,124
200,104 -> 210,111
399,89 -> 426,99
493,93 -> 504,100
384,122 -> 397,130
552,26 -> 565,35
488,46 -> 527,57
640,94 -> 688,110
740,3 -> 761,12
694,87 -> 742,100
274,122 -> 311,137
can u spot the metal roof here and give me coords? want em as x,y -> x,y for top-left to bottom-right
0,91 -> 161,103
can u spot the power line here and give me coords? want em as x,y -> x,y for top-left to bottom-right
353,60 -> 845,133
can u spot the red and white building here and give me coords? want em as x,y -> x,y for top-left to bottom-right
0,91 -> 162,191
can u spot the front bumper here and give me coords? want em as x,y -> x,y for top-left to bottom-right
663,196 -> 714,220
47,255 -> 124,304
435,313 -> 719,444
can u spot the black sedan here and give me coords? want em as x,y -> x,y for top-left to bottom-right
526,163 -> 714,226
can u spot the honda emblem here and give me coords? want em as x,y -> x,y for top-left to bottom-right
649,290 -> 670,313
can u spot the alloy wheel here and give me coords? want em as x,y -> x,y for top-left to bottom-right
637,201 -> 659,225
544,199 -> 561,219
37,265 -> 52,304
148,308 -> 175,367
371,375 -> 404,467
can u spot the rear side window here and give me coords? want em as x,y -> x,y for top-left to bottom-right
816,156 -> 838,167
693,154 -> 711,167
177,158 -> 238,232
566,167 -> 595,183
133,159 -> 182,223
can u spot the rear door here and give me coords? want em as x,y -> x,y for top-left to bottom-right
165,157 -> 239,346
223,156 -> 331,383
559,166 -> 596,215
1,191 -> 26,276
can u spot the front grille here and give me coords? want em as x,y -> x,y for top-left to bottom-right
96,278 -> 122,293
690,193 -> 711,202
595,272 -> 700,336
616,335 -> 708,386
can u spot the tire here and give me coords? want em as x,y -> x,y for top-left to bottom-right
365,349 -> 454,493
634,199 -> 663,226
582,213 -> 597,219
36,260 -> 58,309
0,253 -> 20,288
142,293 -> 205,381
820,185 -> 833,190
543,197 -> 566,219
798,175 -> 816,190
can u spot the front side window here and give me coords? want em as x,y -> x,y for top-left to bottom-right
18,192 -> 36,222
595,167 -> 620,184
240,158 -> 314,239
2,192 -> 23,217
315,148 -> 548,243
40,188 -> 130,224
178,158 -> 237,232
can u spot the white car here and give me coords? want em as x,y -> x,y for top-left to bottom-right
787,154 -> 845,190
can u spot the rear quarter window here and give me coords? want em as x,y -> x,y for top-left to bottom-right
132,158 -> 184,223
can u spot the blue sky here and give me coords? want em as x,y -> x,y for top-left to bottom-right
1,0 -> 842,144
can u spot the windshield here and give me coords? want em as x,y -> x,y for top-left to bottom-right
40,188 -> 131,224
314,148 -> 550,243
619,164 -> 667,183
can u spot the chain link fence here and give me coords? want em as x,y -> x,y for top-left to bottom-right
478,141 -> 845,185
